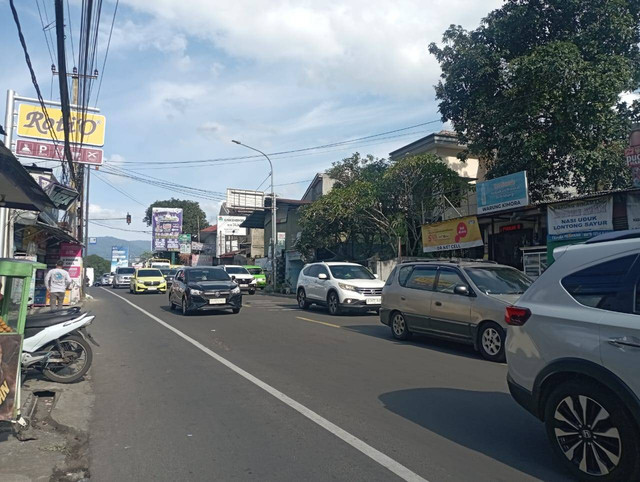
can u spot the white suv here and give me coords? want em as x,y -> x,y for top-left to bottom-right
296,262 -> 385,315
220,265 -> 257,294
506,231 -> 640,481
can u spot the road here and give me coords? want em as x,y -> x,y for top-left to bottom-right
86,288 -> 568,481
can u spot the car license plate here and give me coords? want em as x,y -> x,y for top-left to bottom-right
366,296 -> 381,305
209,298 -> 226,305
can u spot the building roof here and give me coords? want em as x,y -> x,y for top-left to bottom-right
201,225 -> 217,233
264,197 -> 311,208
240,210 -> 265,229
389,130 -> 465,161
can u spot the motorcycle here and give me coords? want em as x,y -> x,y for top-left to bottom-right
22,307 -> 97,383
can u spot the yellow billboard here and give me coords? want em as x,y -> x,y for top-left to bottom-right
17,104 -> 106,147
422,216 -> 484,253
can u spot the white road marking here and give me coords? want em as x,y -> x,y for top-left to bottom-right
102,288 -> 427,482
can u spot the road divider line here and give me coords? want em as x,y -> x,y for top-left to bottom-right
101,288 -> 427,482
296,316 -> 341,328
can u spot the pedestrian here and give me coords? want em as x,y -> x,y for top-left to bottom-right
45,260 -> 72,311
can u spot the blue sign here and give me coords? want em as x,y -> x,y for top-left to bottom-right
89,237 -> 97,244
110,246 -> 129,272
476,171 -> 529,214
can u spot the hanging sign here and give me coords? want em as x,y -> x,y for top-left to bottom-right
547,197 -> 613,241
422,216 -> 483,253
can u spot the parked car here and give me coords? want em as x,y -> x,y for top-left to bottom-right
297,262 -> 384,315
245,265 -> 267,289
112,267 -> 135,288
169,267 -> 242,315
380,260 -> 532,361
220,265 -> 257,294
130,268 -> 167,294
506,231 -> 640,480
160,268 -> 178,287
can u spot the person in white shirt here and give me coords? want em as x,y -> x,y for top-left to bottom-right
44,260 -> 72,310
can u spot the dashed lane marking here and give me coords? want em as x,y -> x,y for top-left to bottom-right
102,288 -> 427,482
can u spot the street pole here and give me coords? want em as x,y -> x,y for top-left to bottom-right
231,140 -> 276,290
1,89 -> 16,260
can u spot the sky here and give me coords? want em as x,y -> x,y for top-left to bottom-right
1,0 -> 504,240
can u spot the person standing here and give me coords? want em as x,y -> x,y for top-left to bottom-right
45,260 -> 72,310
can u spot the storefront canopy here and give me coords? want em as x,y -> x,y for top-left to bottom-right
0,142 -> 56,212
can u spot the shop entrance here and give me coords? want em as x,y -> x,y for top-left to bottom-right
489,228 -> 533,269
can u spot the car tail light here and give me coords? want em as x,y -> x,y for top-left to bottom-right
505,306 -> 531,326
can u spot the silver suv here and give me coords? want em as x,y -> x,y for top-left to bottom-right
506,231 -> 640,480
381,260 -> 532,361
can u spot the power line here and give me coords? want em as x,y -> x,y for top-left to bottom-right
274,179 -> 313,187
35,0 -> 55,65
92,171 -> 146,206
94,0 -> 118,107
66,0 -> 76,66
89,220 -> 151,233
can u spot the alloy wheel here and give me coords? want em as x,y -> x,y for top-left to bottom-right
298,290 -> 306,309
392,313 -> 406,338
182,298 -> 188,315
482,327 -> 502,356
328,293 -> 338,314
552,395 -> 621,476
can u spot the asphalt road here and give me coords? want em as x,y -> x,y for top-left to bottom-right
86,287 -> 569,481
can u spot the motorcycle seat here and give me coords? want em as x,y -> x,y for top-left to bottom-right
25,307 -> 83,329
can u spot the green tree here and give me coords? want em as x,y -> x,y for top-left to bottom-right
429,0 -> 640,201
143,198 -> 209,238
84,254 -> 111,277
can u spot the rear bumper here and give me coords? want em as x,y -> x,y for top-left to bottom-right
379,308 -> 392,326
507,373 -> 539,419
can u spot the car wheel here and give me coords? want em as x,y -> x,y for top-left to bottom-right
249,289 -> 256,295
232,308 -> 241,314
391,311 -> 410,340
169,299 -> 176,310
297,288 -> 310,309
327,291 -> 341,316
478,322 -> 506,362
544,380 -> 640,481
181,297 -> 190,316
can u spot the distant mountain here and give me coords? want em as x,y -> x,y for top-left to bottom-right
86,237 -> 150,261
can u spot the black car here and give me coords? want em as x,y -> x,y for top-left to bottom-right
168,267 -> 242,315
160,268 -> 178,287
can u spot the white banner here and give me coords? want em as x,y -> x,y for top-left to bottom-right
547,197 -> 613,241
628,193 -> 640,230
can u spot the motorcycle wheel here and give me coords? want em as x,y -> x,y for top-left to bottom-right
42,335 -> 93,383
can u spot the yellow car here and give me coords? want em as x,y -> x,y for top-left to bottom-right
130,268 -> 167,294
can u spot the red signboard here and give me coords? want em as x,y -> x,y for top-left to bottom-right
500,223 -> 523,233
16,139 -> 103,165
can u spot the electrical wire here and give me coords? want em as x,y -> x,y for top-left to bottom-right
93,0 -> 118,107
89,220 -> 152,233
91,171 -> 147,206
66,0 -> 76,66
35,0 -> 55,65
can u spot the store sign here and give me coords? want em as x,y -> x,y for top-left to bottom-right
89,237 -> 97,245
60,243 -> 82,304
422,216 -> 484,253
16,104 -> 106,147
44,181 -> 79,210
500,223 -> 523,233
277,232 -> 286,246
152,208 -> 183,252
626,126 -> 640,188
628,194 -> 640,230
179,234 -> 192,254
191,241 -> 204,251
0,334 -> 21,421
217,215 -> 246,256
547,197 -> 613,241
110,246 -> 129,272
476,171 -> 529,214
16,139 -> 103,165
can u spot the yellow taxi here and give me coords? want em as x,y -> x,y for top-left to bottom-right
130,268 -> 167,294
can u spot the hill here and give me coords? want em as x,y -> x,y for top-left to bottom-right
86,237 -> 150,261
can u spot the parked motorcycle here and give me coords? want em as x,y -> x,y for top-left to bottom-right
22,307 -> 97,383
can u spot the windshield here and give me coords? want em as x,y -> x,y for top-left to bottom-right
226,267 -> 250,275
329,265 -> 375,280
465,267 -> 532,295
138,269 -> 162,277
247,268 -> 263,275
117,268 -> 135,275
160,269 -> 178,276
187,268 -> 230,282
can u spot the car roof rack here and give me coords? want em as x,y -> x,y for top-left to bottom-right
400,258 -> 497,264
585,230 -> 640,244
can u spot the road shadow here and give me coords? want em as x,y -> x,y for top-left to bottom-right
305,305 -> 377,317
344,324 -> 481,360
158,306 -> 234,316
379,387 -> 567,480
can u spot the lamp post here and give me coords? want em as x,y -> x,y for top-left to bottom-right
231,140 -> 276,290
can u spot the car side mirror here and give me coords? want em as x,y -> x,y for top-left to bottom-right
454,284 -> 470,296
231,275 -> 236,281
318,273 -> 328,280
374,274 -> 379,279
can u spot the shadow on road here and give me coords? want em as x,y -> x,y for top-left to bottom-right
379,387 -> 567,480
344,324 -> 481,360
158,306 -> 234,316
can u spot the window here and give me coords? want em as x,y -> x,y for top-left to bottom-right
465,267 -> 531,295
225,266 -> 249,275
175,271 -> 184,281
187,268 -> 230,282
329,264 -> 375,280
398,266 -> 413,287
306,265 -> 320,277
385,267 -> 398,286
561,255 -> 638,313
117,267 -> 135,274
317,265 -> 330,278
405,266 -> 437,291
247,268 -> 263,275
436,269 -> 467,294
302,266 -> 314,276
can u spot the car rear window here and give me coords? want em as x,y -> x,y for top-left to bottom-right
397,266 -> 413,286
117,268 -> 135,274
561,254 -> 638,313
405,266 -> 437,291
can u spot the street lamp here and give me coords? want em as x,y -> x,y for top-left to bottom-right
231,140 -> 277,290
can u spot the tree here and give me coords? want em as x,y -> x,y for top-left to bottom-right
143,198 -> 209,238
429,0 -> 640,201
84,254 -> 111,276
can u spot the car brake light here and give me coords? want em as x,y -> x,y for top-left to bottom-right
505,306 -> 531,326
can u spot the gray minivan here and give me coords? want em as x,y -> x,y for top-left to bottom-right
380,260 -> 532,361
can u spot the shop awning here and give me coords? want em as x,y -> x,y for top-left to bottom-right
35,217 -> 81,245
0,142 -> 56,212
240,210 -> 266,229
